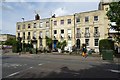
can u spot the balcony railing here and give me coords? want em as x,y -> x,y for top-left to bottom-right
33,36 -> 36,40
76,33 -> 81,38
68,35 -> 71,40
94,32 -> 100,37
39,36 -> 42,39
84,33 -> 90,38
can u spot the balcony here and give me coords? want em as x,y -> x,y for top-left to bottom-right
39,36 -> 42,39
94,32 -> 100,37
76,33 -> 81,38
84,33 -> 90,38
61,36 -> 64,40
33,36 -> 36,40
68,35 -> 71,40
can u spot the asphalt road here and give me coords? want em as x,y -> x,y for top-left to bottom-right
2,54 -> 120,79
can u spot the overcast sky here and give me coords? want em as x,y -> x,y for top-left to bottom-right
1,0 -> 100,35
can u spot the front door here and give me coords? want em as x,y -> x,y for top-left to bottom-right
76,39 -> 80,49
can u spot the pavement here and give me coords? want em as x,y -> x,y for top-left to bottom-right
2,52 -> 120,78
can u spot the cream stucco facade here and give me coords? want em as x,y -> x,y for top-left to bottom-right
16,1 -> 111,52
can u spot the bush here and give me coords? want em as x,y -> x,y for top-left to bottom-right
99,39 -> 114,54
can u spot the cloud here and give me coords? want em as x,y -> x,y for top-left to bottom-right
53,7 -> 69,17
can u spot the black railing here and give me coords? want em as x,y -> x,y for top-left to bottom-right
84,33 -> 90,38
94,32 -> 100,37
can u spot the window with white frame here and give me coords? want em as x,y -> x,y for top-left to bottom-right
33,31 -> 36,39
34,23 -> 36,28
61,29 -> 64,34
94,39 -> 99,46
85,28 -> 89,33
54,21 -> 57,26
94,16 -> 98,21
46,31 -> 49,37
85,16 -> 89,22
54,30 -> 57,34
18,25 -> 20,30
94,27 -> 98,34
39,31 -> 42,38
68,29 -> 71,40
46,21 -> 49,27
67,19 -> 71,24
76,18 -> 80,23
40,22 -> 43,28
22,24 -> 25,29
85,39 -> 89,46
61,20 -> 64,25
28,24 -> 31,28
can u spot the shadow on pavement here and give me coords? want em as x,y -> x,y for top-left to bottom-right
41,63 -> 120,78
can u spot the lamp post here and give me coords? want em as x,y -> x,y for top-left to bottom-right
51,19 -> 53,52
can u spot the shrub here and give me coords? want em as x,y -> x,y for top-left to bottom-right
99,39 -> 114,54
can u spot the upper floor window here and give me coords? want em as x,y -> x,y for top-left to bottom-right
33,31 -> 36,38
23,32 -> 25,40
61,20 -> 64,25
46,31 -> 49,37
94,16 -> 98,21
40,22 -> 43,28
34,23 -> 36,28
54,21 -> 57,26
18,25 -> 20,30
61,30 -> 64,34
94,27 -> 98,33
39,31 -> 42,38
46,21 -> 49,27
76,28 -> 80,33
28,32 -> 30,35
85,16 -> 89,22
94,39 -> 99,46
22,24 -> 25,29
85,39 -> 89,46
85,28 -> 89,33
67,19 -> 71,24
28,24 -> 31,28
76,18 -> 80,23
54,30 -> 57,34
18,33 -> 20,37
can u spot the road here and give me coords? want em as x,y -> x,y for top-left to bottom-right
2,53 -> 120,79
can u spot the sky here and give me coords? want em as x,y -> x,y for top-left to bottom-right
1,0 -> 100,35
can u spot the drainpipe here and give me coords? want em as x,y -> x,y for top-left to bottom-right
74,14 -> 76,46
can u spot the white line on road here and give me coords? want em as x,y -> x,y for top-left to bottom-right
38,64 -> 42,66
110,69 -> 120,73
5,67 -> 33,78
6,72 -> 20,77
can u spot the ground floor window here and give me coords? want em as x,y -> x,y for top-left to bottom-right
94,39 -> 99,46
85,39 -> 89,46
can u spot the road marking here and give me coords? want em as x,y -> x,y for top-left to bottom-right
38,64 -> 42,66
30,67 -> 33,68
110,69 -> 120,73
6,72 -> 19,77
5,66 -> 33,78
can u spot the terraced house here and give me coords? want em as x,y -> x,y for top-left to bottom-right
16,1 -> 111,52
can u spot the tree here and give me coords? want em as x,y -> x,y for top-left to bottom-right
106,1 -> 120,41
46,36 -> 52,50
5,38 -> 17,46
